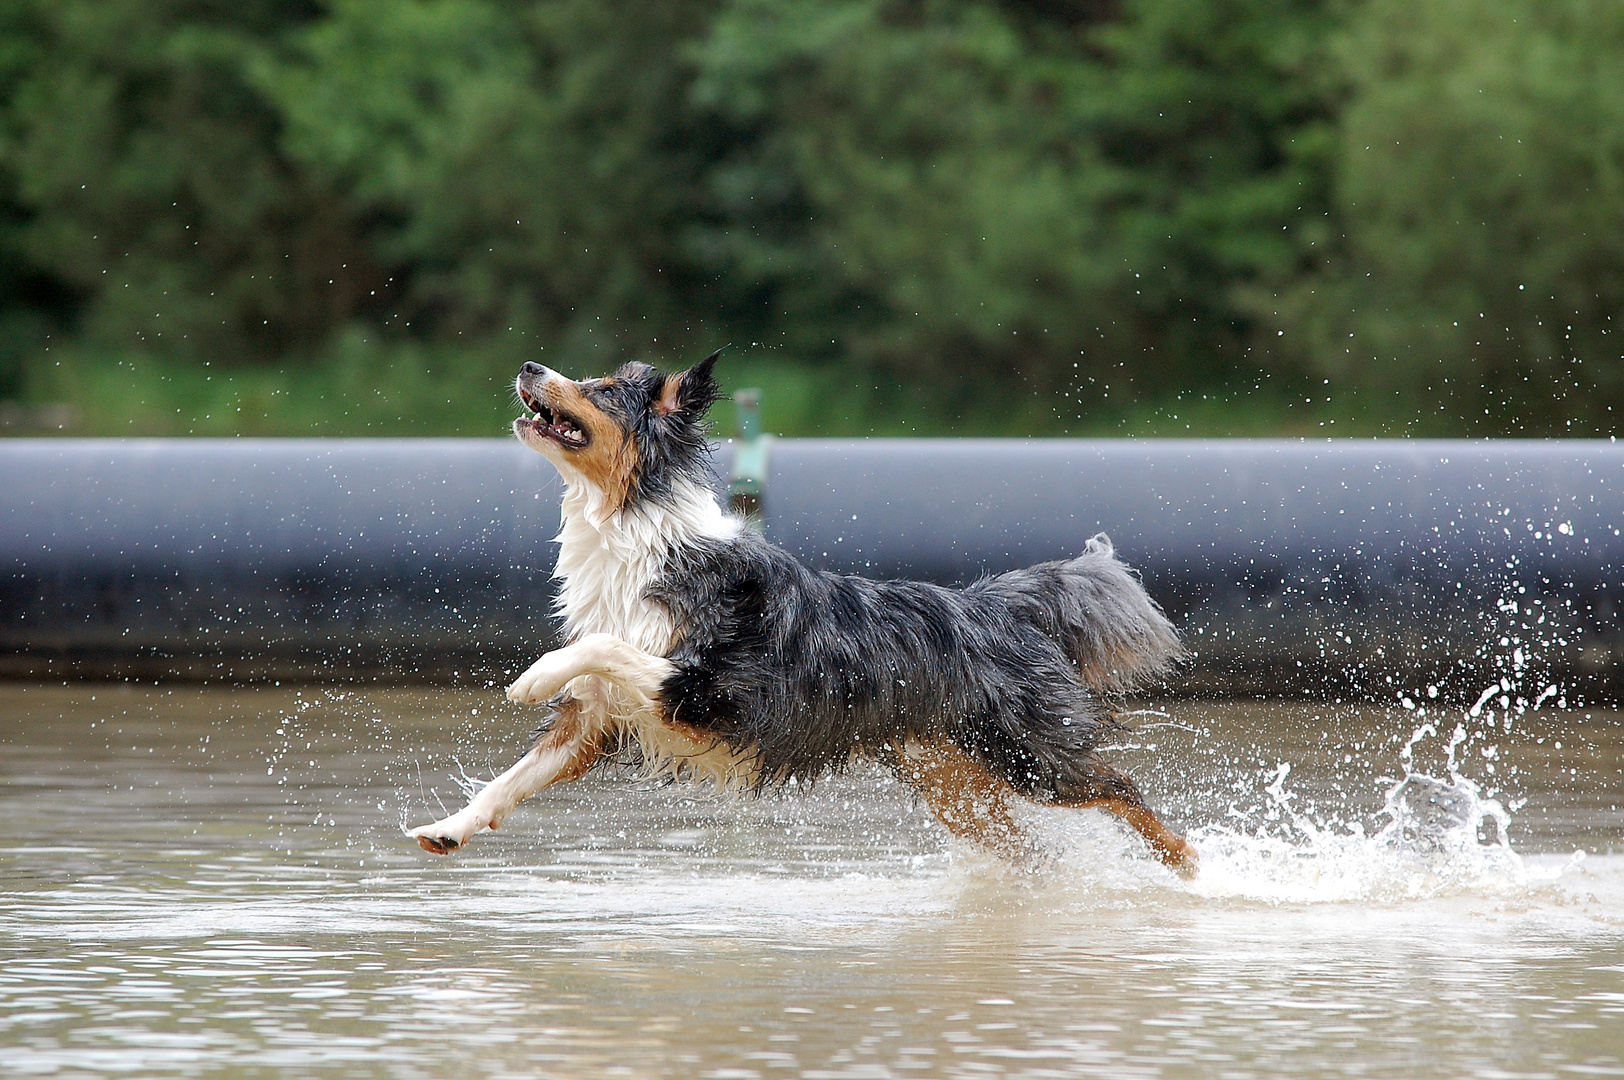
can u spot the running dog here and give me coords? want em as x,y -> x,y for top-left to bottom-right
409,351 -> 1197,872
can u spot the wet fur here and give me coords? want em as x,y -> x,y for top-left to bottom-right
410,351 -> 1195,872
653,531 -> 1180,799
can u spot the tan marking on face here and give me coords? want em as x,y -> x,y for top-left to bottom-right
537,379 -> 642,515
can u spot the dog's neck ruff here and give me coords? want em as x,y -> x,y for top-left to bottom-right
553,475 -> 740,655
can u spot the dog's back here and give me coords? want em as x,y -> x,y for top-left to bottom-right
652,529 -> 1182,801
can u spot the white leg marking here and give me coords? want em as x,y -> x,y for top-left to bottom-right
506,633 -> 675,706
409,702 -> 601,855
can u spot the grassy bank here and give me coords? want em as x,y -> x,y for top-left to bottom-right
7,341 -> 1560,441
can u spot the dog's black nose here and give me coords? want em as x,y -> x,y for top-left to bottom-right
521,361 -> 545,376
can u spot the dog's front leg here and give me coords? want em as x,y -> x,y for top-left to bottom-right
506,632 -> 675,706
410,693 -> 604,855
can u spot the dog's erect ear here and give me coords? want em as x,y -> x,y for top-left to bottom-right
654,347 -> 725,419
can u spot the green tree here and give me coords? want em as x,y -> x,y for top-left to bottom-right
266,0 -> 725,371
692,0 -> 1338,413
0,0 -> 368,381
0,0 -> 64,398
1287,0 -> 1624,434
5,0 -> 1617,437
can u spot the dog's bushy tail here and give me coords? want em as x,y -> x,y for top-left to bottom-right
982,533 -> 1184,694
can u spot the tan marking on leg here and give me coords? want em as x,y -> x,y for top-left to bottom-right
409,696 -> 605,855
474,733 -> 602,832
543,718 -> 607,788
1058,795 -> 1199,876
894,741 -> 1038,864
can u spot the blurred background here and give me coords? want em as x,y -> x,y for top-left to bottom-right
0,0 -> 1620,439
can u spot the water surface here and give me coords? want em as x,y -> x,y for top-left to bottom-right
2,684 -> 1621,1078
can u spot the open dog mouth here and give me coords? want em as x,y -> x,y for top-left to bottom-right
518,389 -> 589,449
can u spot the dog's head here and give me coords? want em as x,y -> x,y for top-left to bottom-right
513,348 -> 723,515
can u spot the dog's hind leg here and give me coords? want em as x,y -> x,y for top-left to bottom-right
410,693 -> 605,855
1053,759 -> 1198,876
896,742 -> 1198,875
506,632 -> 675,707
894,741 -> 1042,866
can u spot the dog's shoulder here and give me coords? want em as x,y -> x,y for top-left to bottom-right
650,528 -> 795,600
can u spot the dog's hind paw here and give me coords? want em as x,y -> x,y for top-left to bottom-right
1158,836 -> 1200,879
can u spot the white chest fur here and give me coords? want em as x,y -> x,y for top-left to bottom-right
545,476 -> 757,788
551,478 -> 741,656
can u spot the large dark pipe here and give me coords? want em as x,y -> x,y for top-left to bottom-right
768,440 -> 1622,699
2,438 -> 1619,699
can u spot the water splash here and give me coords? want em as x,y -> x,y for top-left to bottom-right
1173,719 -> 1579,904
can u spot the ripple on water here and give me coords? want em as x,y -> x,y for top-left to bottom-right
1,685 -> 1622,1079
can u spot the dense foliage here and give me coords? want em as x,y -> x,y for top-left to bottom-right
0,0 -> 1618,436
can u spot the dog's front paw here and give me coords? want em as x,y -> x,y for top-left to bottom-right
507,654 -> 569,704
409,812 -> 483,855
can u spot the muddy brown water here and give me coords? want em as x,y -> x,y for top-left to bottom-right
1,683 -> 1621,1078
